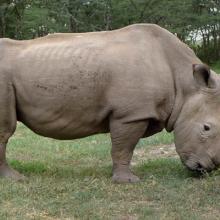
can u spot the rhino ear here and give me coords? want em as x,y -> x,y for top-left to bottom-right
193,64 -> 216,89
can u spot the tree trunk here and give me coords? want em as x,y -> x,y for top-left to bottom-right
69,15 -> 78,33
104,0 -> 112,30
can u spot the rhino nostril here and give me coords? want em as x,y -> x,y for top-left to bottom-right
197,163 -> 203,170
196,160 -> 217,173
211,158 -> 219,169
196,162 -> 206,173
197,163 -> 202,168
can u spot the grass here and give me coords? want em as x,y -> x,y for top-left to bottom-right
0,63 -> 220,219
0,123 -> 220,220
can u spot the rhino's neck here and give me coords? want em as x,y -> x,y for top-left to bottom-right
166,83 -> 184,132
165,51 -> 201,132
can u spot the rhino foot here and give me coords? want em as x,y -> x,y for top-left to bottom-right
0,164 -> 26,181
112,171 -> 140,183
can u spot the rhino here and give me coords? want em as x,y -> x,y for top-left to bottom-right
0,24 -> 220,183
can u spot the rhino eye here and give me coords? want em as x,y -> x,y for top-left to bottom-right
203,124 -> 211,131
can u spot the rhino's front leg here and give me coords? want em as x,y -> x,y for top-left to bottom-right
110,119 -> 148,183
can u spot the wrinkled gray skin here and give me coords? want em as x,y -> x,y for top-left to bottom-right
0,24 -> 220,183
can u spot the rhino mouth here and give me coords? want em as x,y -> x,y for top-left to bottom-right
186,161 -> 210,174
181,153 -> 218,173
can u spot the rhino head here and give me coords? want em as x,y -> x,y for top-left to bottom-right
174,64 -> 220,173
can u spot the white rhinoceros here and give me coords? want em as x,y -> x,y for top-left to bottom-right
0,24 -> 219,183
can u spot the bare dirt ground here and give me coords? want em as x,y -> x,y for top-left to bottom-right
132,144 -> 178,165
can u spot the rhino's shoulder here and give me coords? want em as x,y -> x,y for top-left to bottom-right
118,23 -> 182,47
120,23 -> 172,36
125,24 -> 195,57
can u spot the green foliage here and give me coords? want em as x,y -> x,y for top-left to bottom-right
212,61 -> 220,73
0,0 -> 26,38
189,0 -> 220,63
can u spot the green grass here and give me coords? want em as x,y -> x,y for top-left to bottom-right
0,123 -> 220,220
212,61 -> 220,73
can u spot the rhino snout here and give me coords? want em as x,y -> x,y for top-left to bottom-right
184,155 -> 219,173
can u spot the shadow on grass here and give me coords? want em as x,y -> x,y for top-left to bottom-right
9,159 -> 112,179
136,158 -> 192,180
10,160 -> 47,175
136,158 -> 220,181
9,158 -> 220,181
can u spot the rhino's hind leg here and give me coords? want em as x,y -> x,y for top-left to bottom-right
0,82 -> 25,181
110,119 -> 148,183
0,143 -> 26,181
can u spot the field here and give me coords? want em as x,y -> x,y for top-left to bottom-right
0,64 -> 220,220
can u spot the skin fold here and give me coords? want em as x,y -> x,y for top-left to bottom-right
0,24 -> 220,183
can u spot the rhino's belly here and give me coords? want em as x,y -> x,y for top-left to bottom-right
13,55 -> 110,139
17,105 -> 109,140
15,83 -> 110,139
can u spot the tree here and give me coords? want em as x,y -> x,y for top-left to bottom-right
0,0 -> 26,38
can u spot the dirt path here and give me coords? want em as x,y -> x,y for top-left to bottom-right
133,144 -> 178,164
